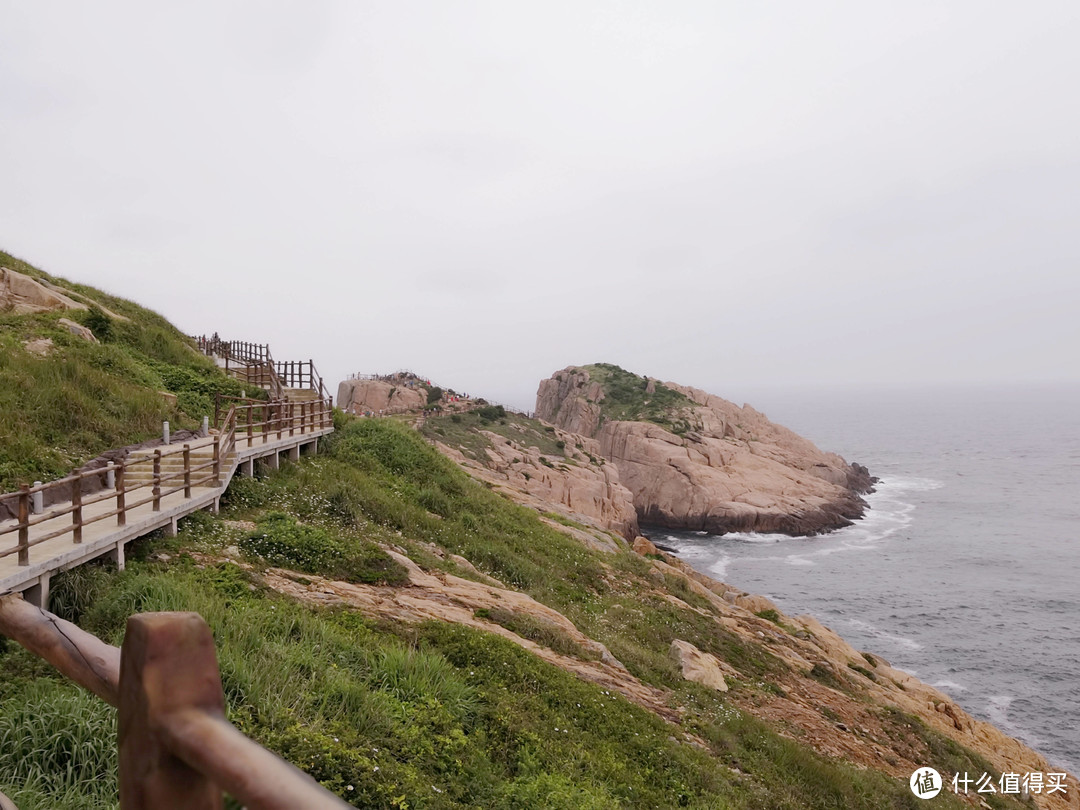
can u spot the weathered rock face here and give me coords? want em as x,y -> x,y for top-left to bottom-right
1,267 -> 88,315
337,377 -> 428,415
669,639 -> 731,692
536,366 -> 875,536
437,425 -> 640,541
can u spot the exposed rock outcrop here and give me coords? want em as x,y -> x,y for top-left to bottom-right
57,317 -> 98,343
436,425 -> 639,541
669,639 -> 732,692
337,376 -> 428,415
536,366 -> 875,536
1,267 -> 88,315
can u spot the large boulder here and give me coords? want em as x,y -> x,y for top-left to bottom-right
337,376 -> 428,414
669,639 -> 731,692
1,267 -> 87,315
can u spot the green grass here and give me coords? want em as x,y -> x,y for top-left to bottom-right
0,258 -> 1035,809
422,409 -> 567,461
0,249 -> 250,490
237,511 -> 406,585
0,416 -> 1031,809
580,363 -> 695,431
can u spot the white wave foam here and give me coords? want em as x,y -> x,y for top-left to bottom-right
709,555 -> 731,580
931,679 -> 967,693
846,618 -> 923,651
985,695 -> 1047,751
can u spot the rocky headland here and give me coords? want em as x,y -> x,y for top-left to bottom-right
535,363 -> 876,536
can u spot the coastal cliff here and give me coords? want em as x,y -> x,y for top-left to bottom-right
536,364 -> 875,535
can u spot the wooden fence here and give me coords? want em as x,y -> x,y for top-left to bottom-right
0,595 -> 351,809
0,395 -> 332,569
274,359 -> 328,399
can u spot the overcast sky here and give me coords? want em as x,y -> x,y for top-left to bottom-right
2,2 -> 1078,411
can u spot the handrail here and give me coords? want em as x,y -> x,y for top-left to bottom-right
1,394 -> 332,568
0,596 -> 350,809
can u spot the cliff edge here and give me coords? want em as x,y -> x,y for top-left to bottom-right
536,364 -> 875,535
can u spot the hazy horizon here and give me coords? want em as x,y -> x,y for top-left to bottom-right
3,2 -> 1078,411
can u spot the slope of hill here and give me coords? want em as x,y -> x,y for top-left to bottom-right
0,250 -> 248,492
1,255 -> 1075,810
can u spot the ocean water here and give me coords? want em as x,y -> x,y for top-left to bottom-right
659,384 -> 1080,774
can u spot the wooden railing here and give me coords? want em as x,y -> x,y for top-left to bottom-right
0,596 -> 350,809
1,395 -> 332,570
194,335 -> 285,399
0,441 -> 221,568
274,359 -> 328,399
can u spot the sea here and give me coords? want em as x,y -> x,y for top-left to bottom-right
657,383 -> 1080,775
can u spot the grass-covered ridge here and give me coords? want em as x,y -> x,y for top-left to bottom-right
0,249 -> 250,490
581,363 -> 696,432
1,416 -> 1026,809
420,407 -> 569,462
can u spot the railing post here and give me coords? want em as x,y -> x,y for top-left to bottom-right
212,436 -> 221,486
247,405 -> 253,448
152,450 -> 162,512
276,403 -> 283,439
116,462 -> 127,527
288,402 -> 294,437
183,444 -> 192,498
262,404 -> 268,444
73,475 -> 83,544
118,613 -> 225,810
17,485 -> 30,566
300,402 -> 306,434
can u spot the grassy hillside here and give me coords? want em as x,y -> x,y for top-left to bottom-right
0,257 -> 1032,810
420,406 -> 572,463
1,418 -> 1024,810
0,249 -> 249,490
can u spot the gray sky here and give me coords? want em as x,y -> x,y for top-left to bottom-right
3,1 -> 1078,411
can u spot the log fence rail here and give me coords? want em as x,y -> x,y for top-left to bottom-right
0,595 -> 350,809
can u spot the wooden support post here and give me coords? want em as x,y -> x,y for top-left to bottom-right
183,444 -> 192,498
276,403 -> 283,439
24,574 -> 50,610
117,461 -> 127,526
119,613 -> 225,810
152,450 -> 162,511
300,402 -> 306,434
288,402 -> 295,437
73,475 -> 83,543
17,485 -> 29,566
247,405 -> 254,447
213,436 -> 221,486
111,541 -> 126,571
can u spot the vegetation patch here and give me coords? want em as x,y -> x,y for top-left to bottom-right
422,409 -> 568,461
0,249 -> 249,489
473,607 -> 598,660
581,363 -> 694,431
238,511 -> 405,585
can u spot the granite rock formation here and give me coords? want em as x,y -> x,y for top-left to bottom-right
536,365 -> 875,535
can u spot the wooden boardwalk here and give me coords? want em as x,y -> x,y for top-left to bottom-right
1,390 -> 333,606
